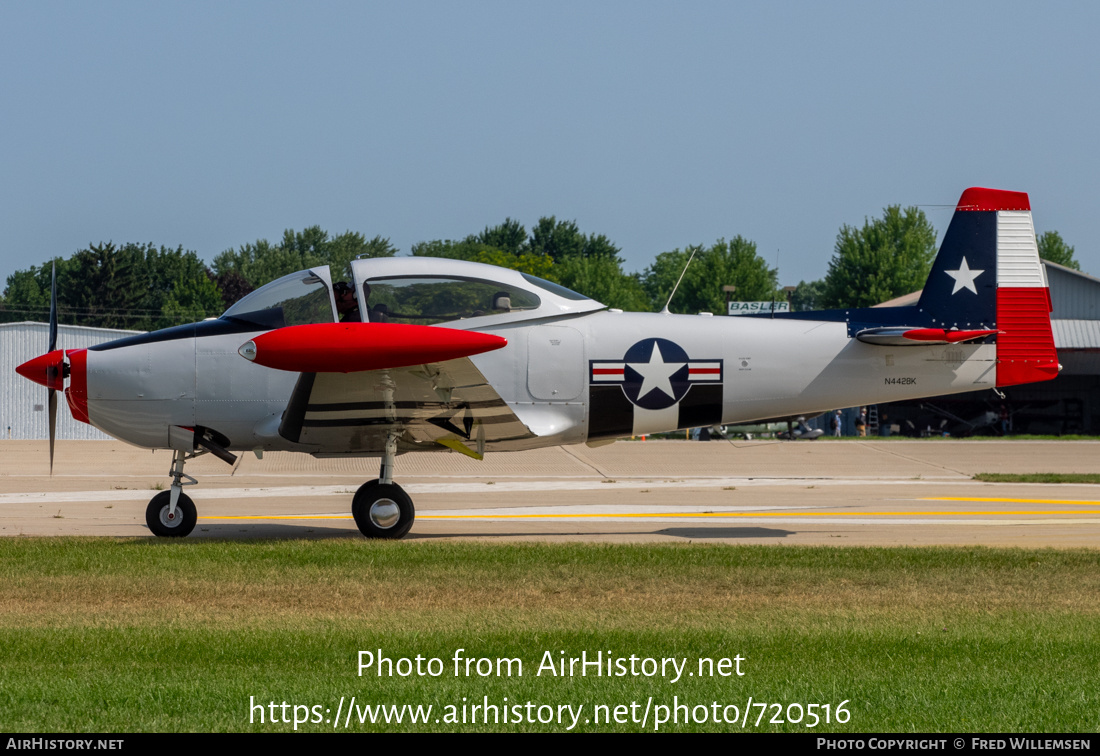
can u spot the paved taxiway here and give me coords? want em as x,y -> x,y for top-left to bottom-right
2,439 -> 1099,546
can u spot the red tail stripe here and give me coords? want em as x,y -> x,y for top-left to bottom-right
996,287 -> 1058,387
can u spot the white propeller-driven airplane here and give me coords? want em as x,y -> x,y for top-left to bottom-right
17,188 -> 1059,538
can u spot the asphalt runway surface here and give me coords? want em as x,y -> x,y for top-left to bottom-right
2,439 -> 1100,547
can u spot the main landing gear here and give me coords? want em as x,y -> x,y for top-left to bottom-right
352,432 -> 415,539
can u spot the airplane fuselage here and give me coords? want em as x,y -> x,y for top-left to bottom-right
74,309 -> 992,455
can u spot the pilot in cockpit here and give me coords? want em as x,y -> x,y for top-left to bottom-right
334,282 -> 360,322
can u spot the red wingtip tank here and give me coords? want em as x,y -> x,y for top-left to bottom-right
239,322 -> 508,373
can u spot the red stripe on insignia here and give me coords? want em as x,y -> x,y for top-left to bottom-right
592,368 -> 625,375
688,368 -> 721,374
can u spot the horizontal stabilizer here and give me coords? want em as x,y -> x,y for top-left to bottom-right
856,327 -> 998,346
240,322 -> 507,373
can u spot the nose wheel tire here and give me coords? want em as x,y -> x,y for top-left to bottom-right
146,491 -> 197,538
352,481 -> 415,539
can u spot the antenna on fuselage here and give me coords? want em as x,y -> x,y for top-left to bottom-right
660,248 -> 698,314
770,248 -> 780,318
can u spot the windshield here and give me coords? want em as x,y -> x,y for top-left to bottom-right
221,271 -> 335,328
520,272 -> 591,301
363,276 -> 541,325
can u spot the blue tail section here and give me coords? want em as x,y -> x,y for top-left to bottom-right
916,206 -> 996,331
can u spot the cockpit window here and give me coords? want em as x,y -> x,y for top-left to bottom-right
363,276 -> 540,325
520,273 -> 591,301
221,271 -> 334,328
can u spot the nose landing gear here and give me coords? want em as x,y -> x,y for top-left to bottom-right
146,490 -> 197,537
145,448 -> 200,537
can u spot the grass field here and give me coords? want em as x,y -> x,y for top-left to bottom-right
973,473 -> 1100,484
1,538 -> 1098,733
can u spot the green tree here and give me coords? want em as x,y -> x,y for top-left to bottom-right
554,256 -> 650,311
214,270 -> 253,308
790,279 -> 826,312
214,239 -> 299,288
1037,231 -> 1080,271
529,217 -> 584,260
214,227 -> 396,288
158,274 -> 224,328
62,243 -> 142,329
413,231 -> 649,308
821,206 -> 937,309
529,216 -> 622,262
285,228 -> 395,282
1,264 -> 53,323
470,249 -> 556,279
581,233 -> 622,262
3,243 -> 224,330
412,219 -> 641,307
643,237 -> 778,314
410,239 -> 555,278
474,218 -> 528,255
410,238 -> 497,261
134,244 -> 222,329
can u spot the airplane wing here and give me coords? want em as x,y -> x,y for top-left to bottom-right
277,358 -> 535,456
238,321 -> 535,457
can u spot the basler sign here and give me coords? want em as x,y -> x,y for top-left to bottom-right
727,301 -> 790,315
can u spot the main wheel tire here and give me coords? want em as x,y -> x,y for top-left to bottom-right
146,491 -> 197,538
352,481 -> 415,539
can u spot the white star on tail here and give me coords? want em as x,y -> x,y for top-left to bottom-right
945,257 -> 984,295
629,342 -> 683,402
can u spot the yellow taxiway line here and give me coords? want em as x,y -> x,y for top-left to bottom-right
196,497 -> 1100,522
924,497 -> 1100,505
199,509 -> 1100,522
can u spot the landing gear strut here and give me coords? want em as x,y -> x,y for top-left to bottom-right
352,432 -> 415,539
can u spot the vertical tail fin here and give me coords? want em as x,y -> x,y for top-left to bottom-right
918,187 -> 1058,387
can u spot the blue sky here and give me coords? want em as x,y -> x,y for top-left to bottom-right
2,1 -> 1097,290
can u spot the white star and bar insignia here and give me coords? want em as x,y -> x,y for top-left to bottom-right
590,338 -> 722,410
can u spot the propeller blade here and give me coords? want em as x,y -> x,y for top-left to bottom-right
48,388 -> 57,475
48,261 -> 59,474
48,261 -> 58,353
